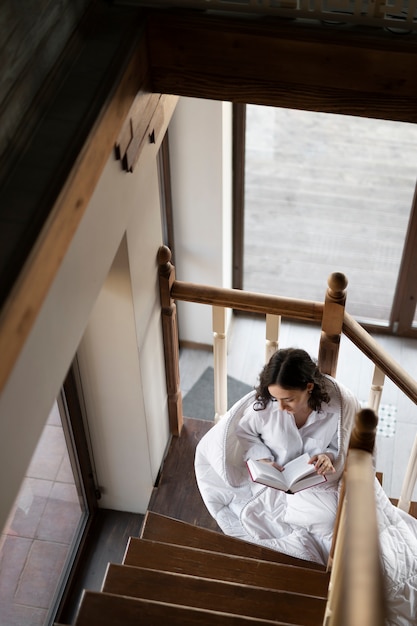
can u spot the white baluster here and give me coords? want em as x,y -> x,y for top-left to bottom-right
265,314 -> 281,363
213,306 -> 227,422
398,433 -> 417,513
368,365 -> 385,414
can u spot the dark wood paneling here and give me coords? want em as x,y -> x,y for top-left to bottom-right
0,0 -> 89,163
146,11 -> 417,122
0,6 -> 147,392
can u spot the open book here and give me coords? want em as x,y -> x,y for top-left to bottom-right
246,452 -> 326,494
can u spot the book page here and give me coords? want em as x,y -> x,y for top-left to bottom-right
247,459 -> 288,490
290,472 -> 326,493
282,453 -> 317,487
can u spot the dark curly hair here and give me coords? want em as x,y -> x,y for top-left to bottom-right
254,348 -> 330,411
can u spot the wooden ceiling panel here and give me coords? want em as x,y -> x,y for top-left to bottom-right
145,10 -> 417,122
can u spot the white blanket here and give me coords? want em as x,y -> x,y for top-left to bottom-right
194,380 -> 417,625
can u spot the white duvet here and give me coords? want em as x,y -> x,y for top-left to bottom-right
194,380 -> 417,625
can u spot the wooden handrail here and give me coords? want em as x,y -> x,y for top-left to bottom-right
158,247 -> 417,509
342,449 -> 386,626
171,280 -> 324,321
171,277 -> 417,405
343,312 -> 417,405
349,407 -> 379,454
326,409 -> 386,626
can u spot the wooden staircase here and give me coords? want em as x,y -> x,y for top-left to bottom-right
60,511 -> 331,625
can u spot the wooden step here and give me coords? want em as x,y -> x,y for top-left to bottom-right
123,538 -> 330,597
74,590 -> 290,625
141,511 -> 326,570
103,563 -> 326,626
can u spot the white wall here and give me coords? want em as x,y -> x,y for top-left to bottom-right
0,95 -> 233,531
169,98 -> 233,346
0,107 -> 172,531
77,152 -> 170,512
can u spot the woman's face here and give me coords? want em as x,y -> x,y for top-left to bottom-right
267,383 -> 314,414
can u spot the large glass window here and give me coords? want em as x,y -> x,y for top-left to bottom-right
0,393 -> 89,626
243,105 -> 417,325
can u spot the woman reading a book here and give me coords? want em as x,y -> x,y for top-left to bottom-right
238,347 -> 342,479
196,348 -> 417,623
195,348 -> 360,565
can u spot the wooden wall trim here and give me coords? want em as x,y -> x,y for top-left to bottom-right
390,184 -> 417,333
146,11 -> 417,122
232,103 -> 246,291
0,38 -> 148,393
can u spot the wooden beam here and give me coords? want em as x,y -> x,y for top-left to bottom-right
146,11 -> 417,122
0,36 -> 148,392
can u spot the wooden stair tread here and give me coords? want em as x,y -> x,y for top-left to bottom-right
74,590 -> 294,625
141,510 -> 326,570
102,562 -> 326,625
123,538 -> 330,597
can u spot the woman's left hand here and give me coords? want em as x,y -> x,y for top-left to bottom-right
309,453 -> 335,475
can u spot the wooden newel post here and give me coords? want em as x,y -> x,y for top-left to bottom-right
349,408 -> 378,454
157,245 -> 183,436
318,272 -> 348,377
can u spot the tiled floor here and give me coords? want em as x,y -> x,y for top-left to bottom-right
0,402 -> 85,626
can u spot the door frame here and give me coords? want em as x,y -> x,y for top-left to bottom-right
55,361 -> 99,623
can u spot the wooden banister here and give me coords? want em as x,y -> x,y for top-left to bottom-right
157,246 -> 183,435
398,435 -> 417,512
212,306 -> 227,421
158,247 -> 417,506
349,407 -> 379,454
343,312 -> 417,405
265,314 -> 280,363
368,365 -> 385,414
171,280 -> 324,321
326,408 -> 386,626
342,450 -> 386,626
318,272 -> 348,376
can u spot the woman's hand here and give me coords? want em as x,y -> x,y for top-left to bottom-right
257,458 -> 284,471
309,453 -> 335,475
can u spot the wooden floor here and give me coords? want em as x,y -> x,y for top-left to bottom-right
60,510 -> 145,624
148,417 -> 219,531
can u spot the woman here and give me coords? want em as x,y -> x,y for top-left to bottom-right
196,348 -> 417,623
195,348 -> 360,565
237,348 -> 343,477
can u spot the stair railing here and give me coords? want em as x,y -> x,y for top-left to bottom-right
324,408 -> 387,626
157,245 -> 417,512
